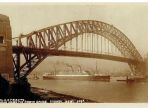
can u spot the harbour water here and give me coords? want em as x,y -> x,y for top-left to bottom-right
29,77 -> 148,102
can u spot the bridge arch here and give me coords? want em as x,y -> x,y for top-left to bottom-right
13,20 -> 144,80
19,20 -> 142,61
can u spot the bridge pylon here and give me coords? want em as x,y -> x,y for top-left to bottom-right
129,61 -> 147,77
143,55 -> 148,77
0,14 -> 13,81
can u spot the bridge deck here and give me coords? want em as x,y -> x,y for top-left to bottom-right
13,46 -> 140,64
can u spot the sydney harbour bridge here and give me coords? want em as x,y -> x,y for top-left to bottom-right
12,20 -> 146,82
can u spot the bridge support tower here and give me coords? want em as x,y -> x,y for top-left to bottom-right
0,14 -> 13,81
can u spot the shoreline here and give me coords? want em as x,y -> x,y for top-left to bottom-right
31,87 -> 96,103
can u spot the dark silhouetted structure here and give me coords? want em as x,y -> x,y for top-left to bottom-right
0,74 -> 10,99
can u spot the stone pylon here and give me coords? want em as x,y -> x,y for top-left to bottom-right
0,14 -> 13,81
143,54 -> 148,76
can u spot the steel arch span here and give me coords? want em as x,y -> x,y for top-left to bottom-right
12,20 -> 144,80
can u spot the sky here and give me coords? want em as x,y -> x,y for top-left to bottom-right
0,3 -> 148,56
0,3 -> 148,73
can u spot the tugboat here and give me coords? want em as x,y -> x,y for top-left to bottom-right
43,73 -> 55,80
90,61 -> 110,81
126,75 -> 146,82
117,74 -> 146,83
90,74 -> 110,81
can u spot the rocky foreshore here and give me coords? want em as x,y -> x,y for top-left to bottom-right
31,87 -> 96,103
0,75 -> 95,103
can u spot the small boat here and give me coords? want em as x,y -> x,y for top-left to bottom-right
89,61 -> 110,81
33,73 -> 39,80
117,75 -> 146,82
43,73 -> 55,80
89,74 -> 110,81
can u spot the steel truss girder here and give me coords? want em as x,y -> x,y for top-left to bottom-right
13,46 -> 48,81
18,20 -> 142,61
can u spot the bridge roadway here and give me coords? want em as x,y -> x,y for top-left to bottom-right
13,46 -> 140,64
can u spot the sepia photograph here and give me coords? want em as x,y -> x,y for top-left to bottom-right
0,2 -> 148,105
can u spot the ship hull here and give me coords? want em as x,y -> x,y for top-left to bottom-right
43,75 -> 110,81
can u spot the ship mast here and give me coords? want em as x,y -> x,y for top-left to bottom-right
95,60 -> 99,75
66,64 -> 74,73
53,64 -> 56,76
95,60 -> 97,75
76,64 -> 82,73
